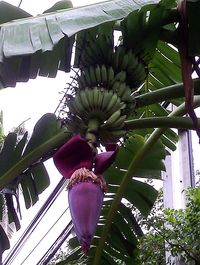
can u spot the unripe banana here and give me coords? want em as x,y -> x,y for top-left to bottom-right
93,87 -> 99,110
107,67 -> 115,86
109,129 -> 126,140
112,81 -> 121,93
112,47 -> 120,70
89,66 -> 97,85
79,90 -> 90,111
101,90 -> 113,112
127,52 -> 139,70
121,53 -> 129,70
78,74 -> 87,89
106,97 -> 123,116
116,82 -> 126,97
101,65 -> 107,84
101,110 -> 121,128
73,96 -> 85,116
114,71 -> 126,83
121,87 -> 132,101
118,46 -> 126,68
105,93 -> 119,114
95,65 -> 102,84
85,88 -> 94,109
109,115 -> 127,129
84,69 -> 92,86
97,90 -> 104,110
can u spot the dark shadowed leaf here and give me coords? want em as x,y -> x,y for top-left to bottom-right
187,0 -> 200,56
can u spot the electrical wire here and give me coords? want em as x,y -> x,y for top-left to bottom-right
37,221 -> 73,265
20,207 -> 70,265
3,177 -> 67,265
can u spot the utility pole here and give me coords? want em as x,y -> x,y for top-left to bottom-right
163,129 -> 195,264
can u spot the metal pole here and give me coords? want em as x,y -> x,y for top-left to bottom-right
163,129 -> 195,264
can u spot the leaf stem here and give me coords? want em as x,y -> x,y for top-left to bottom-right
135,78 -> 200,108
92,96 -> 200,265
125,116 -> 200,130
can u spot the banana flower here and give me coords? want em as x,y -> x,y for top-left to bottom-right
53,135 -> 118,255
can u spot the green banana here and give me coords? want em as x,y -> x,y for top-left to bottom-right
117,83 -> 127,97
97,90 -> 104,110
105,93 -> 119,114
93,87 -> 99,110
101,110 -> 121,128
114,71 -> 126,83
79,90 -> 90,111
84,69 -> 92,86
121,53 -> 129,70
100,129 -> 126,144
95,65 -> 102,84
72,96 -> 85,116
89,66 -> 97,85
112,81 -> 121,93
109,129 -> 126,140
107,67 -> 115,86
101,65 -> 107,85
101,90 -> 113,112
85,88 -> 93,109
109,114 -> 127,129
121,87 -> 132,101
118,46 -> 126,68
78,74 -> 87,89
112,47 -> 120,71
127,52 -> 139,71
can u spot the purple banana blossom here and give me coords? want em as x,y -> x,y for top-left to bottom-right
53,135 -> 118,255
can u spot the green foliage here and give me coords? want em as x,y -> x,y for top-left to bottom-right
138,188 -> 200,264
0,113 -> 70,251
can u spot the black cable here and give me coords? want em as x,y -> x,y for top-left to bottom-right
3,177 -> 66,265
37,221 -> 73,265
20,207 -> 69,265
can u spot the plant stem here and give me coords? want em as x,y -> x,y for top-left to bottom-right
92,96 -> 200,265
135,78 -> 200,108
0,128 -> 70,190
125,116 -> 200,130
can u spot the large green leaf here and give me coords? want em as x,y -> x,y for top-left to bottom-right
115,134 -> 166,177
0,0 -> 159,87
0,0 -> 74,87
0,113 -> 70,253
121,4 -> 166,64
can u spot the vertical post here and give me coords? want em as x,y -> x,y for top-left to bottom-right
163,129 -> 195,264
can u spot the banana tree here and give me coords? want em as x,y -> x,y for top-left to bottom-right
0,0 -> 200,264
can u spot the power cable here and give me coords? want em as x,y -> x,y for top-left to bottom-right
3,178 -> 67,265
37,221 -> 73,265
20,207 -> 69,265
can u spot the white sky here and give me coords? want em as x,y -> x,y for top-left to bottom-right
1,0 -> 200,264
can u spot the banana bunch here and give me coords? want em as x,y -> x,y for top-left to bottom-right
99,129 -> 126,144
112,46 -> 147,90
80,35 -> 113,67
66,88 -> 127,144
67,88 -> 125,122
76,65 -> 115,90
